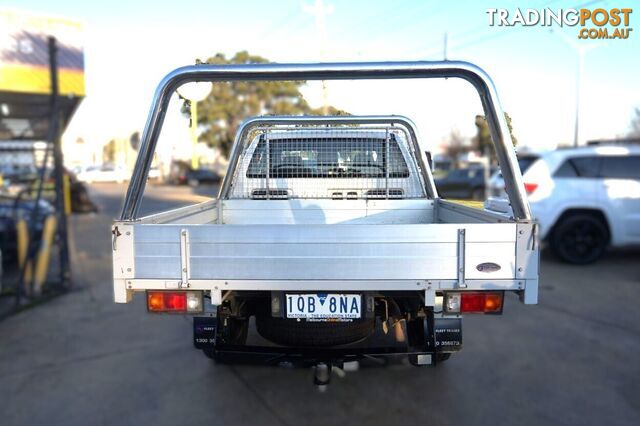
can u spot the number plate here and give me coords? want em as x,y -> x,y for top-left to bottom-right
286,293 -> 361,319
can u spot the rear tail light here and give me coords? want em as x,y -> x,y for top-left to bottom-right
523,182 -> 538,195
444,291 -> 504,314
147,291 -> 203,313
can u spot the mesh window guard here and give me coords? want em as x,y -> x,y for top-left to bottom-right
229,125 -> 426,200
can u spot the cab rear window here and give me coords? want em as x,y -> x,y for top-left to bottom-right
246,136 -> 410,179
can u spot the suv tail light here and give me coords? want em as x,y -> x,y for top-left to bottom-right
444,291 -> 504,314
147,291 -> 203,313
523,183 -> 538,195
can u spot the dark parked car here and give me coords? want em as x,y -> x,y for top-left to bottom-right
185,168 -> 220,186
435,166 -> 496,200
168,161 -> 220,186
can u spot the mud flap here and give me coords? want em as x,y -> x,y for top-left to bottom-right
193,316 -> 217,350
434,318 -> 463,353
407,312 -> 462,366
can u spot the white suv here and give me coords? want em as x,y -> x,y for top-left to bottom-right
486,145 -> 640,264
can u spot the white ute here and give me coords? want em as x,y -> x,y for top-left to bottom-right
112,61 -> 539,383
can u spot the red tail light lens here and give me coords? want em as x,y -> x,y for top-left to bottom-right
164,293 -> 187,311
460,293 -> 485,312
147,291 -> 203,313
444,292 -> 504,314
523,183 -> 538,195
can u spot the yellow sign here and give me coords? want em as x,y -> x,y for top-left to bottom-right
0,9 -> 85,96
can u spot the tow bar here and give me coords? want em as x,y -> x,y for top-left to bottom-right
194,308 -> 462,386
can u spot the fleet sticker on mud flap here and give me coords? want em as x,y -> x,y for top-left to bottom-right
434,318 -> 463,352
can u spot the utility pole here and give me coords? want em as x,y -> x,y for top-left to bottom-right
443,32 -> 448,60
550,29 -> 601,147
48,36 -> 71,287
574,49 -> 584,148
304,0 -> 334,114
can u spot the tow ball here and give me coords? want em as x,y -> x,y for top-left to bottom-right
314,362 -> 332,390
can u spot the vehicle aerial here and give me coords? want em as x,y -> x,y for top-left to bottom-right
77,164 -> 129,183
112,61 -> 539,383
486,146 -> 640,264
435,164 -> 497,200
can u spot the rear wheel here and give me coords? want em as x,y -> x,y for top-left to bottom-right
256,315 -> 375,347
550,214 -> 608,264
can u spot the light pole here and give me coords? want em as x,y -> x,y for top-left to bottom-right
550,29 -> 601,147
177,81 -> 212,169
304,0 -> 334,114
443,32 -> 448,60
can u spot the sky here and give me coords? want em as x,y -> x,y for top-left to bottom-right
3,0 -> 639,155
